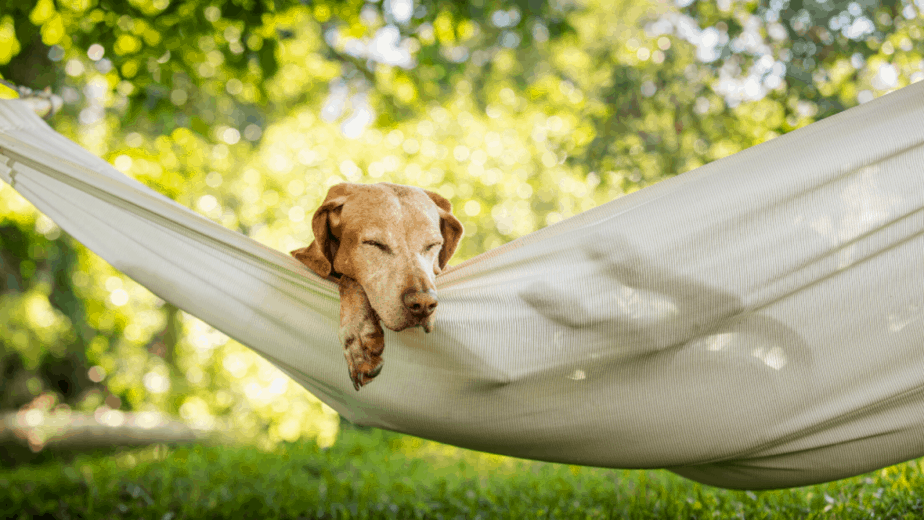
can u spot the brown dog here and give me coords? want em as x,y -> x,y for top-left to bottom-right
291,183 -> 463,390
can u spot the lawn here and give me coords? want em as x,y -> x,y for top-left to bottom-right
2,424 -> 923,519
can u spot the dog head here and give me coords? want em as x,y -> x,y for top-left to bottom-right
292,182 -> 463,331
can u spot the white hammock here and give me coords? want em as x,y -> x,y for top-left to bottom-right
1,82 -> 923,490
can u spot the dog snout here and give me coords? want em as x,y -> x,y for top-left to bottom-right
402,288 -> 438,317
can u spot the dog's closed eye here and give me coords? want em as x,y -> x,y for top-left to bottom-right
363,240 -> 441,255
363,240 -> 391,253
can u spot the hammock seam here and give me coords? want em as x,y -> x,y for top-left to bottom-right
682,379 -> 924,468
751,201 -> 924,316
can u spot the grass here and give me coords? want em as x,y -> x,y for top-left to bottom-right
2,425 -> 924,519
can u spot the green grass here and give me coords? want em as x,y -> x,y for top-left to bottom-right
2,425 -> 924,519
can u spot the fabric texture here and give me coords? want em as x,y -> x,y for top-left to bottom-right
1,82 -> 923,489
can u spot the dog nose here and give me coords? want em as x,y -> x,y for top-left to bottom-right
403,289 -> 438,317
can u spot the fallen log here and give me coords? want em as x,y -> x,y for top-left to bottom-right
0,409 -> 221,452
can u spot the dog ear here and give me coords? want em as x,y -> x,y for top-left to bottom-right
424,189 -> 464,272
291,183 -> 353,277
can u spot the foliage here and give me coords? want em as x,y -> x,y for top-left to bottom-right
681,0 -> 924,117
0,0 -> 922,452
0,0 -> 579,137
0,222 -> 90,411
3,428 -> 924,518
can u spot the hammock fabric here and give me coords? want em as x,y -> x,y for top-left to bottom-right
1,82 -> 923,490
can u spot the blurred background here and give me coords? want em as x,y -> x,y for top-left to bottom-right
0,0 -> 922,462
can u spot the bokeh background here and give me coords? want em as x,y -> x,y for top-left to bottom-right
0,0 -> 922,457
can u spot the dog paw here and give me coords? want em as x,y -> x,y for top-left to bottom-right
340,318 -> 385,391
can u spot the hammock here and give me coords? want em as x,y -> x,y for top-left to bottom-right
1,82 -> 923,490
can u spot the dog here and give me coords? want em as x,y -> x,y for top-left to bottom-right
291,183 -> 463,390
